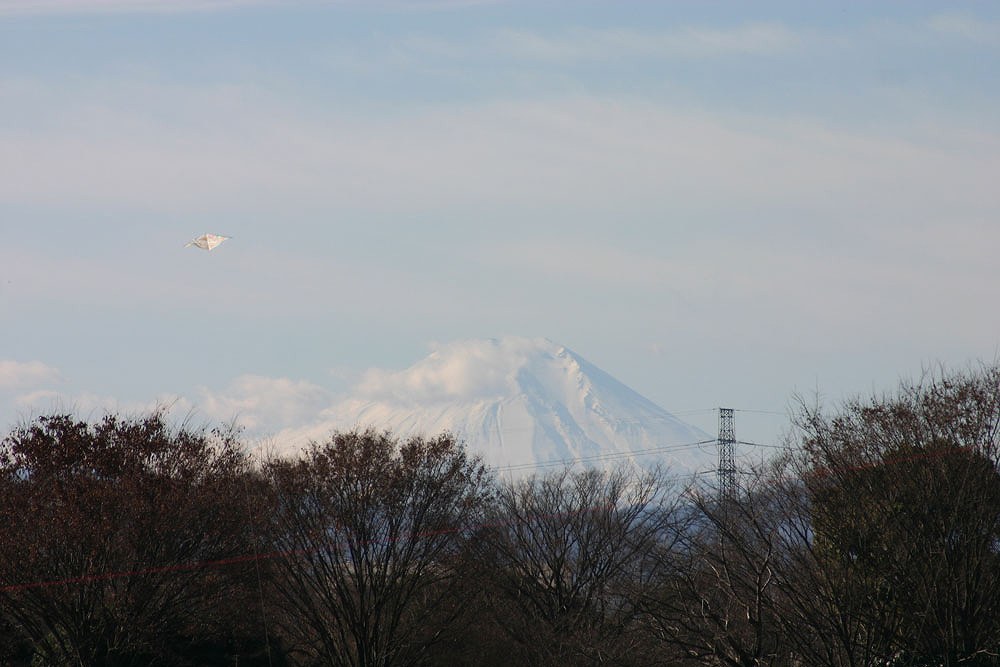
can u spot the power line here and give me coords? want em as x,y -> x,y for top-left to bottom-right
491,438 -> 718,473
664,409 -> 719,417
487,407 -> 789,476
735,440 -> 789,450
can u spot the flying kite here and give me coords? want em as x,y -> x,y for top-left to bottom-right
185,234 -> 230,251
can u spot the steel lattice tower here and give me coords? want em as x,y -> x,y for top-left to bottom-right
718,408 -> 736,499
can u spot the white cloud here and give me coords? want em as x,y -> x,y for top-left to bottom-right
2,374 -> 335,437
11,388 -> 60,408
355,337 -> 544,404
0,373 -> 336,438
0,339 -> 587,447
7,389 -> 192,422
0,360 -> 61,389
196,375 -> 333,431
0,361 -> 198,431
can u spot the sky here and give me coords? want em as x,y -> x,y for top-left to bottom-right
1,0 -> 999,455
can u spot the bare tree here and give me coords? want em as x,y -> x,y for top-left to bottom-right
637,470 -> 791,667
263,429 -> 491,667
751,464 -> 895,667
472,465 -> 683,667
791,365 -> 1000,666
638,366 -> 1000,667
0,413 -> 261,667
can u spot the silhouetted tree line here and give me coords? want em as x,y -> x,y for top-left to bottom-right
1,365 -> 999,666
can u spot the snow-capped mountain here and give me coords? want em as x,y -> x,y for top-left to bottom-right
277,337 -> 714,476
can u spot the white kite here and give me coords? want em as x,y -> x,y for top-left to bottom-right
185,234 -> 231,251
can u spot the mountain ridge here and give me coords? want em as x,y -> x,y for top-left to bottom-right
277,337 -> 714,475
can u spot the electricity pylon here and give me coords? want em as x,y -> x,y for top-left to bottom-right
718,408 -> 736,500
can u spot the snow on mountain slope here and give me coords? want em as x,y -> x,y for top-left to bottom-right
276,337 -> 715,476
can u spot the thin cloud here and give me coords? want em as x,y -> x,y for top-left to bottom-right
6,87 -> 997,220
0,360 -> 61,389
926,14 -> 1000,44
354,337 -> 544,404
494,22 -> 803,62
196,375 -> 334,431
0,0 -> 290,15
485,242 -> 690,290
0,0 -> 494,16
9,390 -> 192,421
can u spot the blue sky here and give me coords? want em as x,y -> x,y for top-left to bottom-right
2,0 -> 999,450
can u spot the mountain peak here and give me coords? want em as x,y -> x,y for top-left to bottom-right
356,336 -> 573,405
281,337 -> 712,475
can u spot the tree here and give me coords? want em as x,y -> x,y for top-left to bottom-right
0,412 -> 265,667
639,471 -> 792,667
795,365 -> 1000,666
472,466 -> 683,667
639,365 -> 1000,667
264,429 -> 491,667
683,460 -> 894,667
